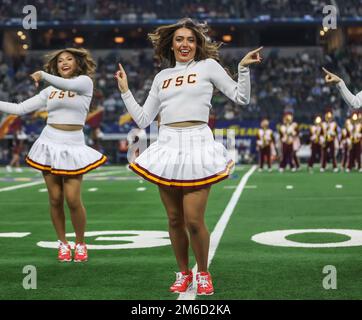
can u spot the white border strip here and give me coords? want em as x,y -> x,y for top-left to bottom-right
0,232 -> 31,238
178,165 -> 257,300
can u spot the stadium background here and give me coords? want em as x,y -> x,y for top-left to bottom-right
0,0 -> 362,301
1,0 -> 361,165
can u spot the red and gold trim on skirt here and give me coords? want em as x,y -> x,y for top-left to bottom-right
129,160 -> 234,188
25,155 -> 107,176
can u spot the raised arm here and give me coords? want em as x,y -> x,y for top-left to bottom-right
0,89 -> 48,115
31,71 -> 93,96
208,47 -> 262,105
323,67 -> 362,109
336,81 -> 362,109
208,58 -> 250,105
116,63 -> 160,129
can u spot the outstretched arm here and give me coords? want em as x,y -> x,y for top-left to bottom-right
208,59 -> 250,105
322,67 -> 362,109
31,71 -> 93,96
336,81 -> 362,109
209,47 -> 263,105
0,90 -> 48,115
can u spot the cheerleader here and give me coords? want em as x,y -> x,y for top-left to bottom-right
0,48 -> 107,262
115,18 -> 261,295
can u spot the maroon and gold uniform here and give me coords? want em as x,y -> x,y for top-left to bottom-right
347,112 -> 362,171
256,118 -> 275,170
308,115 -> 323,169
279,112 -> 298,171
292,122 -> 300,169
340,118 -> 352,170
321,110 -> 338,171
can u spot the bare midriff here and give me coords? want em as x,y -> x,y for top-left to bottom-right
165,121 -> 205,128
49,123 -> 83,131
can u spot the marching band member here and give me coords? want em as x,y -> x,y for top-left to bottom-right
308,115 -> 323,172
320,109 -> 339,172
278,112 -> 297,172
347,111 -> 362,172
340,116 -> 352,171
256,118 -> 275,172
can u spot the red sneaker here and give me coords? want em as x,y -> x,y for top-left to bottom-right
196,271 -> 214,295
169,270 -> 193,293
58,241 -> 72,262
74,243 -> 88,262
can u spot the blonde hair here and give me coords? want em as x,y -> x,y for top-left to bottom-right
148,18 -> 222,68
44,47 -> 96,81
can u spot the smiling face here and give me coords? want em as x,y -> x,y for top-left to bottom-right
172,27 -> 197,63
57,51 -> 77,78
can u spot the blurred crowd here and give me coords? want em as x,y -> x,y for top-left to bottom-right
1,47 -> 362,133
336,0 -> 362,17
245,0 -> 328,19
0,0 -> 360,22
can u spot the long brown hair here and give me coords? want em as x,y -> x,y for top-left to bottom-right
44,47 -> 96,81
148,18 -> 222,68
44,48 -> 97,112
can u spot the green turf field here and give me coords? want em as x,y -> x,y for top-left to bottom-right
0,164 -> 361,300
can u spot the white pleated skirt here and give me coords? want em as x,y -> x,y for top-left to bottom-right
129,124 -> 234,188
25,125 -> 107,176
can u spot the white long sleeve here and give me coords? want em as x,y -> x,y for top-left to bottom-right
336,80 -> 362,109
121,88 -> 161,129
0,89 -> 48,115
120,58 -> 251,128
208,59 -> 250,105
40,71 -> 93,96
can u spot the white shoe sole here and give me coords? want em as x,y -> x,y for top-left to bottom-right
197,291 -> 214,296
170,282 -> 193,293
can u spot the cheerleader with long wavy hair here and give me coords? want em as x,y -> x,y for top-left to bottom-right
0,48 -> 107,262
116,18 -> 261,295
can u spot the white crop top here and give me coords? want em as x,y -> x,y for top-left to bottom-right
337,80 -> 362,109
0,72 -> 93,125
121,58 -> 250,128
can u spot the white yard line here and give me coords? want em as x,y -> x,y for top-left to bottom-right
178,165 -> 257,300
244,185 -> 257,189
0,232 -> 31,238
0,169 -> 124,193
0,181 -> 44,192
